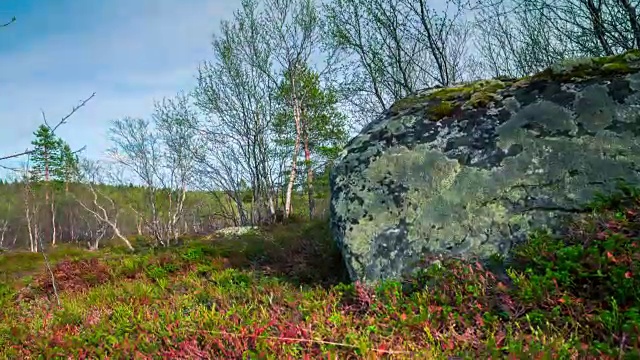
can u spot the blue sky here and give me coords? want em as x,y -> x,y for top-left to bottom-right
0,0 -> 239,174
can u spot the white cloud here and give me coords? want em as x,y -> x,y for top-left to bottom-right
0,0 -> 239,173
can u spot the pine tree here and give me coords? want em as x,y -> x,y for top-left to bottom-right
30,126 -> 78,185
275,64 -> 348,219
55,141 -> 80,192
30,125 -> 58,184
29,124 -> 79,246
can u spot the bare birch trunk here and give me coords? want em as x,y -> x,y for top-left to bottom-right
75,184 -> 135,251
50,194 -> 57,247
284,76 -> 303,219
0,220 -> 7,248
24,184 -> 37,253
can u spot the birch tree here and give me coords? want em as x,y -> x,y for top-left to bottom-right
528,0 -> 640,56
195,0 -> 280,225
22,157 -> 41,252
261,0 -> 335,218
403,0 -> 474,86
108,93 -> 198,246
0,220 -> 7,250
108,117 -> 165,245
324,0 -> 473,127
472,0 -> 640,78
152,93 -> 200,243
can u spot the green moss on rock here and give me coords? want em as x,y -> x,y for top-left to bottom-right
601,62 -> 632,74
533,49 -> 640,82
392,50 -> 640,116
429,86 -> 473,101
467,91 -> 499,108
426,100 -> 457,120
390,79 -> 508,119
430,79 -> 507,103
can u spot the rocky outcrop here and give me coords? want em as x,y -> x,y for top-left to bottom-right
330,51 -> 640,284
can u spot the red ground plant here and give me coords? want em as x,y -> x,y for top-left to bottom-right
33,258 -> 112,295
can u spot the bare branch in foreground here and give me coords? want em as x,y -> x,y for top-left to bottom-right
0,149 -> 34,162
0,92 -> 96,162
48,92 -> 96,133
1,16 -> 16,28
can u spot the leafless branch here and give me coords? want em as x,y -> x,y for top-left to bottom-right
0,149 -> 34,162
1,16 -> 16,28
0,159 -> 24,171
48,92 -> 96,133
0,92 -> 94,163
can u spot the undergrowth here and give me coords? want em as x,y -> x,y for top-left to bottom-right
1,186 -> 639,359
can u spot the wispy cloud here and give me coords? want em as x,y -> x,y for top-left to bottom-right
0,0 -> 238,173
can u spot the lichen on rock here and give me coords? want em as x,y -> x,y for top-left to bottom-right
330,50 -> 640,285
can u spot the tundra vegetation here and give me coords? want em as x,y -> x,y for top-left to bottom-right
1,0 -> 639,358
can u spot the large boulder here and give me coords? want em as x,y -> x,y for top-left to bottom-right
330,51 -> 640,284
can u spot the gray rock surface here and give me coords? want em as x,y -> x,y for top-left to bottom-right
330,51 -> 640,284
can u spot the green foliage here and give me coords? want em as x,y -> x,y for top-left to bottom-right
0,282 -> 14,308
181,246 -> 205,262
502,186 -> 640,356
274,63 -> 348,188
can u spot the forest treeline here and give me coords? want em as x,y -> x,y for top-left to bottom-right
1,0 -> 638,251
0,178 -> 329,251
